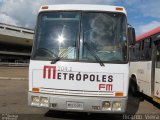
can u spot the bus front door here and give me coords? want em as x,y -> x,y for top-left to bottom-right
153,42 -> 160,103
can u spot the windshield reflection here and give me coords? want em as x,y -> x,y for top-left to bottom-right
80,12 -> 127,62
32,11 -> 127,63
33,12 -> 79,60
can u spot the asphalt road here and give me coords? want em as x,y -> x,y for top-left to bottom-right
0,78 -> 159,120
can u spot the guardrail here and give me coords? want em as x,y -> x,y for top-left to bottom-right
0,62 -> 29,67
0,22 -> 34,34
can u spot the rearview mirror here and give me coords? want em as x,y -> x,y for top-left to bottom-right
128,26 -> 136,45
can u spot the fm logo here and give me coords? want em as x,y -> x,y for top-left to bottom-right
99,84 -> 113,91
43,66 -> 56,79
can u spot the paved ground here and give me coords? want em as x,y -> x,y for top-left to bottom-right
0,67 -> 159,120
0,66 -> 28,78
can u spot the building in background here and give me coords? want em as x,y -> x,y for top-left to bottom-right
0,23 -> 33,63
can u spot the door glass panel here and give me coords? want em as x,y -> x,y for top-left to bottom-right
156,42 -> 160,68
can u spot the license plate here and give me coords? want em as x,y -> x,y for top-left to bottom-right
66,102 -> 83,110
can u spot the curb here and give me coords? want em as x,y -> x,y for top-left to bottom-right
0,77 -> 28,80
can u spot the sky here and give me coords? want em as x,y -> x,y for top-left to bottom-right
0,0 -> 160,36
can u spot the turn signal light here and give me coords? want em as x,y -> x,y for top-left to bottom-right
115,92 -> 123,97
32,88 -> 40,93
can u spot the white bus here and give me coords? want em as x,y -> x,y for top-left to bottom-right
130,27 -> 160,104
28,4 -> 135,113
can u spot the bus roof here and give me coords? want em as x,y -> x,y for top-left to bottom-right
136,27 -> 160,41
39,4 -> 126,14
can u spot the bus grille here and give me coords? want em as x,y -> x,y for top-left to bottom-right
40,88 -> 115,97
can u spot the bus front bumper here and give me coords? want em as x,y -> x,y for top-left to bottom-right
28,92 -> 128,113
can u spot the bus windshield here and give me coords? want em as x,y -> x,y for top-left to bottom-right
32,11 -> 127,63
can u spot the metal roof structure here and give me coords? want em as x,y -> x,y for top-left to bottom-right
136,27 -> 160,41
0,23 -> 34,46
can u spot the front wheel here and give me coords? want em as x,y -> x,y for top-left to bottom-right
129,78 -> 139,97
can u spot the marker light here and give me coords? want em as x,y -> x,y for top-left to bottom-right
116,7 -> 123,11
42,6 -> 48,10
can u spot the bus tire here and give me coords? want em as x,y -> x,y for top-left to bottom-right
130,77 -> 139,97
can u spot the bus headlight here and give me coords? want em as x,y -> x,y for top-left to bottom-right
112,101 -> 121,110
40,97 -> 49,107
31,96 -> 40,106
102,101 -> 111,110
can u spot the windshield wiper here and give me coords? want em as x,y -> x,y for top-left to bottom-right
84,42 -> 105,67
51,48 -> 73,64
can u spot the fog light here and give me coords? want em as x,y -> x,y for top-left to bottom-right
112,101 -> 121,110
40,97 -> 49,107
31,96 -> 40,106
102,101 -> 111,110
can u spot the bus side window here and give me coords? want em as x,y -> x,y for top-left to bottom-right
134,42 -> 140,61
140,40 -> 143,60
129,46 -> 135,61
141,38 -> 152,60
156,43 -> 160,68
